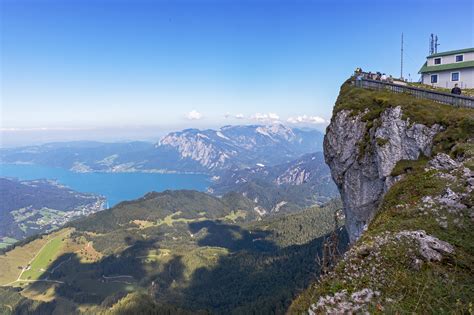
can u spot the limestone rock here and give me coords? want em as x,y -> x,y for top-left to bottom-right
310,288 -> 380,313
396,230 -> 454,262
324,106 -> 442,241
436,188 -> 466,209
428,153 -> 460,171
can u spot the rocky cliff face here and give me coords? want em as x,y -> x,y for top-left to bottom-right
324,106 -> 442,241
290,81 -> 474,314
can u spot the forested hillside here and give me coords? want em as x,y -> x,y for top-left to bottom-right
0,190 -> 346,314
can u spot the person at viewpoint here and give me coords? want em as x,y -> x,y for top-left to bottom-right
451,83 -> 462,95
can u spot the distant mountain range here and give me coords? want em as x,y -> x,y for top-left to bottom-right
0,124 -> 324,174
210,152 -> 339,213
0,178 -> 105,244
158,124 -> 324,171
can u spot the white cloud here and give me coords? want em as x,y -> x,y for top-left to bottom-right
185,110 -> 203,120
287,115 -> 327,124
268,113 -> 279,120
224,113 -> 245,119
250,112 -> 280,123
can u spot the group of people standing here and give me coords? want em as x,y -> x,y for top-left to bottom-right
354,68 -> 393,83
355,68 -> 462,95
354,68 -> 464,96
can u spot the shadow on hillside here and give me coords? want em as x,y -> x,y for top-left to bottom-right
175,227 -> 349,313
15,224 -> 349,314
22,237 -> 172,308
189,220 -> 278,252
149,255 -> 185,293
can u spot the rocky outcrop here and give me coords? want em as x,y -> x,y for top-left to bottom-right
324,106 -> 442,241
395,230 -> 454,262
428,152 -> 460,170
310,288 -> 380,314
308,229 -> 455,313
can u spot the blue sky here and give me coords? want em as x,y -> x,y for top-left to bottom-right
1,0 -> 473,145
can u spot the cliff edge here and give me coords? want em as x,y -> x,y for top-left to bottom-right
289,80 -> 474,313
325,105 -> 441,242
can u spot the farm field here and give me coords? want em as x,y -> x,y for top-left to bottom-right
0,237 -> 53,286
21,231 -> 68,281
0,229 -> 72,287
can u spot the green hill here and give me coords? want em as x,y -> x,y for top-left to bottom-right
0,189 -> 346,314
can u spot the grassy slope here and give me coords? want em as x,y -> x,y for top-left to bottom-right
0,229 -> 73,286
21,229 -> 69,281
289,82 -> 474,313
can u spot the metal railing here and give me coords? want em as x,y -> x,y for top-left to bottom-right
354,78 -> 474,109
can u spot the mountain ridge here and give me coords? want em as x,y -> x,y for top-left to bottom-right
210,152 -> 338,213
1,124 -> 324,174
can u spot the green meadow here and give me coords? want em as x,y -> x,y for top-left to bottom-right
21,233 -> 67,281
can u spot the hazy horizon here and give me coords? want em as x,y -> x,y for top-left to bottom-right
0,122 -> 326,148
1,0 -> 473,147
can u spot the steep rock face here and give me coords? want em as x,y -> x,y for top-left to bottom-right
324,106 -> 442,241
158,131 -> 234,169
157,125 -> 324,171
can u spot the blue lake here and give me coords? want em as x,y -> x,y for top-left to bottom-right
0,164 -> 211,207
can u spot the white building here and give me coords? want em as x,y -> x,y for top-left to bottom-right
419,48 -> 474,89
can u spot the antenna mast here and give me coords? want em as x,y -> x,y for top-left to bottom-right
430,33 -> 434,55
429,34 -> 440,55
400,33 -> 404,80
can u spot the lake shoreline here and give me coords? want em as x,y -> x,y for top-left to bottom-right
0,163 -> 211,207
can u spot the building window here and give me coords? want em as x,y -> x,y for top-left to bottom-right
434,58 -> 441,65
451,72 -> 460,81
430,74 -> 438,83
455,55 -> 463,62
